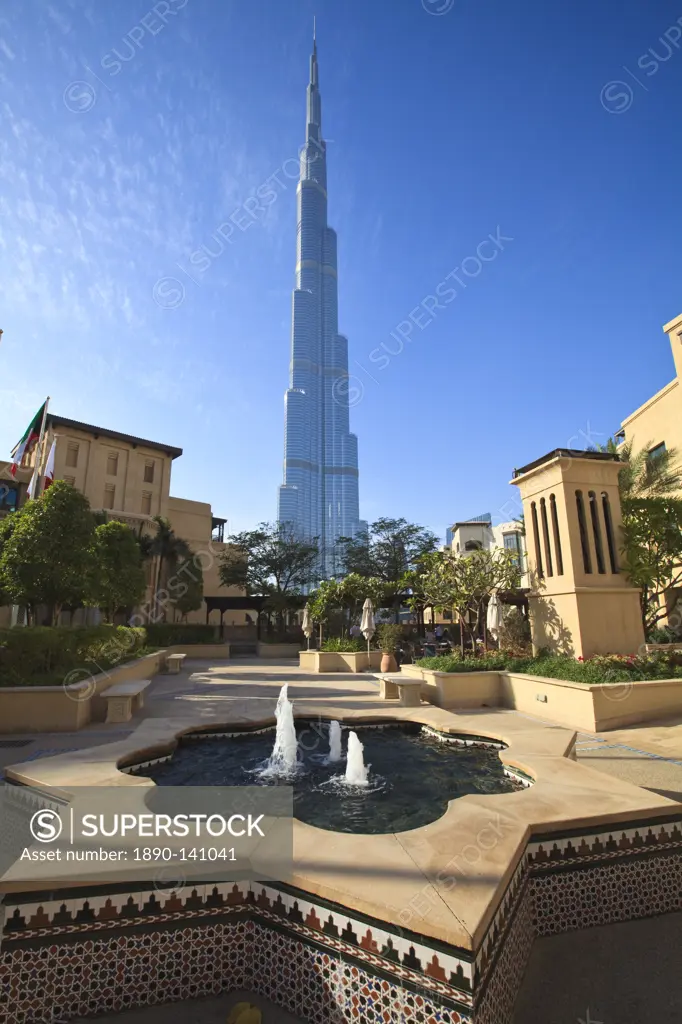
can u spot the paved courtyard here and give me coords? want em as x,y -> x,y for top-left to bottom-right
2,657 -> 682,1024
75,989 -> 304,1023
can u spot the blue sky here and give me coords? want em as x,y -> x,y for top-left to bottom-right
1,0 -> 681,542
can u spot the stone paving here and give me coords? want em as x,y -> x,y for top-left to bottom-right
3,657 -> 682,1024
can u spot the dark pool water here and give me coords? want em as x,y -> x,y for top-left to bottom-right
141,722 -> 519,834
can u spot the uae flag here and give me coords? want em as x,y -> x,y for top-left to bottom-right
10,401 -> 47,477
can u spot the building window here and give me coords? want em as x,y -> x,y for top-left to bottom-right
503,532 -> 522,568
103,484 -> 115,510
464,540 -> 482,551
601,492 -> 619,574
530,501 -> 544,579
141,491 -> 152,515
106,453 -> 118,476
549,494 -> 564,575
144,460 -> 155,483
648,441 -> 666,460
0,486 -> 18,511
575,491 -> 592,574
66,443 -> 79,468
64,475 -> 75,487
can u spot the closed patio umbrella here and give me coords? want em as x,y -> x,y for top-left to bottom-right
302,605 -> 314,649
486,591 -> 504,640
360,598 -> 375,655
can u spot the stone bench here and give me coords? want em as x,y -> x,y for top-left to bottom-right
376,674 -> 423,706
165,653 -> 187,675
101,679 -> 152,724
397,679 -> 423,707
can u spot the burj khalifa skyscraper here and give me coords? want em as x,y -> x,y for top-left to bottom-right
277,27 -> 364,573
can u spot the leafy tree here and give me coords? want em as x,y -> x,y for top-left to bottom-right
596,437 -> 682,500
338,518 -> 438,582
620,497 -> 682,635
220,522 -> 319,629
414,548 -> 522,654
0,480 -> 95,625
149,516 -> 192,622
592,439 -> 682,634
307,578 -> 341,644
89,521 -> 146,623
168,556 -> 204,622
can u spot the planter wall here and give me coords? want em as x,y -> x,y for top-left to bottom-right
257,642 -> 301,659
591,677 -> 682,731
167,644 -> 231,659
299,650 -> 383,673
403,665 -> 682,733
0,650 -> 167,734
500,673 -> 598,732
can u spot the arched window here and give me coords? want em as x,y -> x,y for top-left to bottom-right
601,492 -> 619,573
530,501 -> 544,579
549,494 -> 563,575
464,540 -> 482,552
588,491 -> 606,574
575,491 -> 592,573
539,498 -> 553,577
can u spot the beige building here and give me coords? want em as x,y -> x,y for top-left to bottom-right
0,414 -> 246,627
616,312 -> 682,487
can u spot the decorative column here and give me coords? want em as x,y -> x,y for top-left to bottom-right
511,449 -> 645,658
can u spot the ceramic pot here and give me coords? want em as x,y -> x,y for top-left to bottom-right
381,652 -> 398,673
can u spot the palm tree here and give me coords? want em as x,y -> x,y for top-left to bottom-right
593,438 -> 682,500
148,516 -> 191,622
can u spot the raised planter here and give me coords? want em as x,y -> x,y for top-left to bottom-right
400,665 -> 500,709
257,642 -> 301,658
0,650 -> 167,734
299,650 -> 383,673
167,643 -> 231,659
404,664 -> 682,732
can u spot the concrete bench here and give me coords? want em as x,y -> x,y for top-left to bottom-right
165,653 -> 187,675
376,674 -> 402,700
396,679 -> 423,707
102,679 -> 152,724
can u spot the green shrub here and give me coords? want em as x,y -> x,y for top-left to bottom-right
647,625 -> 682,645
0,625 -> 148,687
415,650 -> 682,683
320,637 -> 367,653
375,623 -> 403,653
145,623 -> 220,647
417,653 -> 509,673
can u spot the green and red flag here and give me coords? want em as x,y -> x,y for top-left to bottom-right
10,400 -> 47,477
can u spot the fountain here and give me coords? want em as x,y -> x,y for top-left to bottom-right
260,684 -> 298,776
327,721 -> 342,763
344,731 -> 369,786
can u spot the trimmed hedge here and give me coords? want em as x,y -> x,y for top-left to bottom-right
416,651 -> 682,684
145,624 -> 221,647
0,626 -> 148,687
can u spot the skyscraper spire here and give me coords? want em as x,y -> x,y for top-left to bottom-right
277,31 -> 364,574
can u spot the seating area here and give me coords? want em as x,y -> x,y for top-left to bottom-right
101,679 -> 152,724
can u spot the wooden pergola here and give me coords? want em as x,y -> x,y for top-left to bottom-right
204,594 -> 307,638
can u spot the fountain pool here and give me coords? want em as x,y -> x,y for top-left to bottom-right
138,720 -> 522,834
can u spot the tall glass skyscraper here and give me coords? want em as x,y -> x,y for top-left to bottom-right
277,29 -> 364,574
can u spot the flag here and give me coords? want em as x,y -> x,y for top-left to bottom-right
10,401 -> 47,477
43,439 -> 56,490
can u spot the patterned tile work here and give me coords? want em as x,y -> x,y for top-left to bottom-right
2,814 -> 681,1024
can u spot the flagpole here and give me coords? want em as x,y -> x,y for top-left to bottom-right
32,397 -> 50,499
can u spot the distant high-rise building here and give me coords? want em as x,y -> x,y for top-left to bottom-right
277,27 -> 364,575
